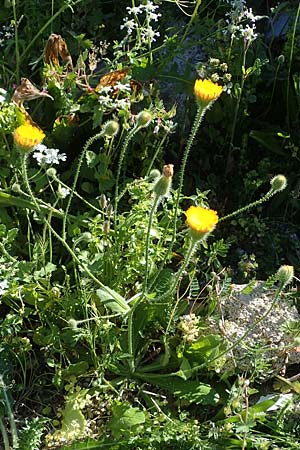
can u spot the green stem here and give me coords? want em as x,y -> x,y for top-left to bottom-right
180,0 -> 202,44
146,132 -> 168,177
114,126 -> 140,223
0,418 -> 10,450
220,189 -> 274,222
21,153 -> 116,298
286,0 -> 300,132
19,0 -> 82,63
0,375 -> 19,449
149,105 -> 206,291
12,0 -> 20,84
143,194 -> 160,294
164,238 -> 198,334
62,132 -> 103,240
225,45 -> 247,175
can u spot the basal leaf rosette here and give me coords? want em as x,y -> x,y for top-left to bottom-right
185,205 -> 219,241
194,79 -> 223,107
13,121 -> 45,153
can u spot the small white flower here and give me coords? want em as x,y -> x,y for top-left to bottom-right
97,85 -> 113,94
115,98 -> 131,109
141,27 -> 160,43
126,5 -> 143,15
0,87 -> 7,103
120,18 -> 137,34
114,81 -> 131,92
0,280 -> 9,295
32,144 -> 67,166
144,2 -> 160,13
57,185 -> 70,199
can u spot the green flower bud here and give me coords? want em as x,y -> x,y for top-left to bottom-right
153,164 -> 174,198
276,265 -> 294,286
106,204 -> 114,217
149,169 -> 161,180
46,168 -> 57,178
278,54 -> 285,65
68,318 -> 78,329
98,193 -> 107,209
102,120 -> 119,138
136,111 -> 152,128
103,220 -> 110,234
11,183 -> 22,193
270,175 -> 287,193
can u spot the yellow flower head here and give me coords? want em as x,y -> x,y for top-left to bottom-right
194,79 -> 223,106
185,205 -> 218,240
13,121 -> 45,153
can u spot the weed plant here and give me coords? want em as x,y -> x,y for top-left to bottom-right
0,1 -> 300,449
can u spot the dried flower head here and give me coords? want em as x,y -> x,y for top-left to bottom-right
194,79 -> 223,106
12,78 -> 53,107
185,205 -> 218,240
14,122 -> 45,153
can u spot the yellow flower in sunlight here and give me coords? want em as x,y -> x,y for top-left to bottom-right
185,205 -> 218,240
13,121 -> 45,153
194,79 -> 223,106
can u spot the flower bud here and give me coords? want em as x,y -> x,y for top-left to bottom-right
276,265 -> 294,286
11,183 -> 22,193
68,318 -> 78,329
278,55 -> 285,65
98,193 -> 107,209
270,175 -> 287,193
136,111 -> 152,128
106,204 -> 114,217
46,168 -> 57,178
102,120 -> 119,138
103,220 -> 110,234
149,169 -> 161,180
153,164 -> 174,198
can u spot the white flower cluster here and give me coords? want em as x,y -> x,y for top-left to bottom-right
32,144 -> 67,166
120,1 -> 161,43
0,88 -> 7,103
0,24 -> 14,47
97,85 -> 131,111
224,0 -> 263,43
0,279 -> 9,296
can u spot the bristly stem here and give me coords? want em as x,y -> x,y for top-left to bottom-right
12,0 -> 20,84
143,194 -> 160,295
62,132 -> 103,240
114,126 -> 140,224
21,152 -> 114,297
149,105 -> 207,291
219,189 -> 275,222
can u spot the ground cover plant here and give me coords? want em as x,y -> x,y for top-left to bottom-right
1,0 -> 300,449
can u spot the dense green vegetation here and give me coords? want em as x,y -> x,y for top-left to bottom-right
0,1 -> 300,449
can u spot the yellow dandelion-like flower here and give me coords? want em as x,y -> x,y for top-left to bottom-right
194,79 -> 223,106
185,205 -> 218,240
13,121 -> 45,153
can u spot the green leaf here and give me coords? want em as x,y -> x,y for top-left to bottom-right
249,130 -> 285,155
108,403 -> 145,438
96,287 -> 130,314
135,373 -> 219,406
61,361 -> 90,380
86,150 -> 99,168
